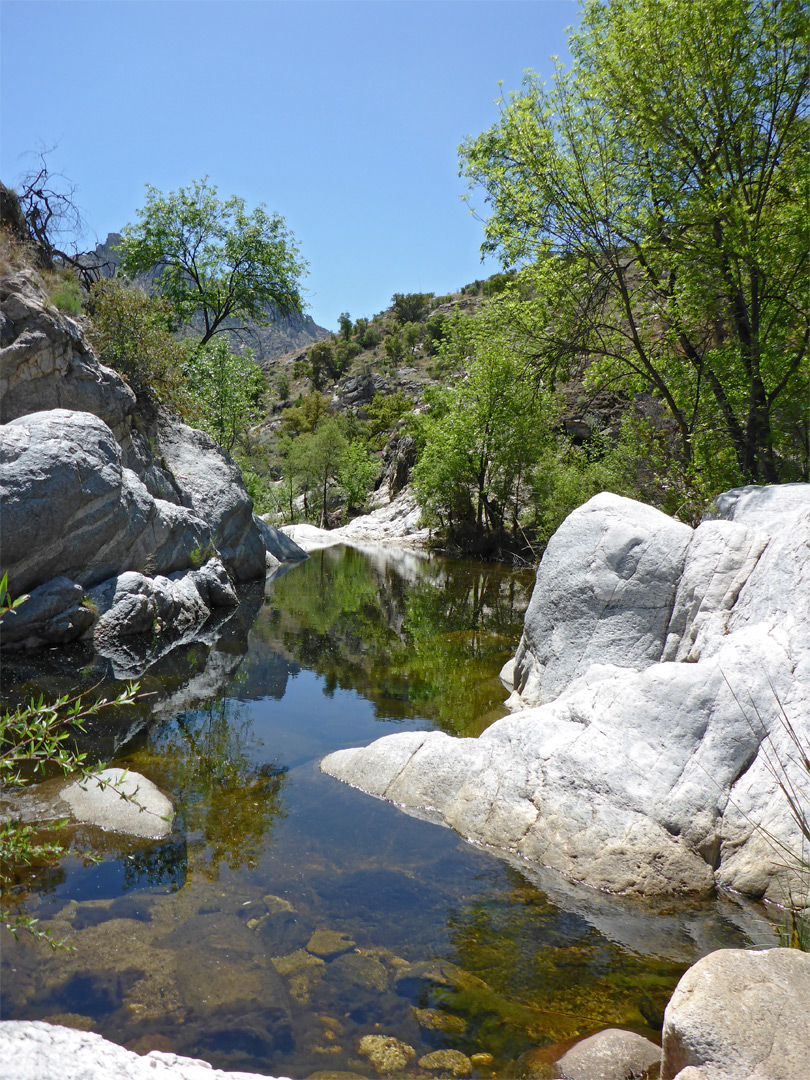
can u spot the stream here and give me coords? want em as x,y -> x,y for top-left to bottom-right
0,544 -> 777,1078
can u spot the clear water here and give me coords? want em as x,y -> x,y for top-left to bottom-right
0,545 -> 776,1078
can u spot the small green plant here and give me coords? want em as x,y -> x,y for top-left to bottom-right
1,574 -> 140,947
48,273 -> 83,316
188,540 -> 217,569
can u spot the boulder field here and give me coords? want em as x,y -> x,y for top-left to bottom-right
322,483 -> 810,906
0,269 -> 306,654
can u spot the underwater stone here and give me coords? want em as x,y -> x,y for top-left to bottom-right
357,1034 -> 416,1074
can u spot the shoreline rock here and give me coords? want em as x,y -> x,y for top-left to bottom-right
322,484 -> 810,903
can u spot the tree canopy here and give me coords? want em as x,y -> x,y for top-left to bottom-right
461,0 -> 809,488
117,178 -> 307,345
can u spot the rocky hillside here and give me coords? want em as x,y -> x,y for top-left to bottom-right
0,257 -> 306,662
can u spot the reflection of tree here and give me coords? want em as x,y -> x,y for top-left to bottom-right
259,547 -> 533,734
145,698 -> 288,880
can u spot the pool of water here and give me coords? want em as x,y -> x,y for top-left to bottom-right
0,545 -> 777,1078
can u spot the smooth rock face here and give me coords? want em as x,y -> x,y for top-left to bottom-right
661,948 -> 810,1080
59,769 -> 174,839
0,1020 -> 289,1080
0,409 -> 213,597
157,419 -> 265,581
556,1027 -> 661,1080
322,486 -> 810,900
510,493 -> 693,707
0,576 -> 94,647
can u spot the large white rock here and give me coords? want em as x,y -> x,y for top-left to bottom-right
0,1020 -> 290,1080
661,948 -> 810,1079
322,486 -> 810,900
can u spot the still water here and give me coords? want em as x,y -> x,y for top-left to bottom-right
0,545 -> 775,1078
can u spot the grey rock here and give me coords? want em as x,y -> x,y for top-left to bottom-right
661,948 -> 810,1079
255,512 -> 308,562
509,493 -> 693,708
0,575 -> 93,647
557,1028 -> 661,1080
1,409 -> 212,597
0,1020 -> 291,1079
0,272 -> 136,437
157,418 -> 265,581
321,486 -> 810,901
59,768 -> 174,839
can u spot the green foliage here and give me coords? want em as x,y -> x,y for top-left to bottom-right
117,177 -> 307,345
385,330 -> 404,364
363,390 -> 413,450
183,338 -> 267,453
391,292 -> 433,325
86,278 -> 191,411
337,311 -> 353,341
281,391 -> 331,436
460,0 -> 810,489
1,576 -> 140,945
338,440 -> 379,512
275,370 -> 291,402
411,311 -> 549,547
47,271 -> 83,315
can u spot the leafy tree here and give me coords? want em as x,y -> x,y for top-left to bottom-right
412,313 -> 548,544
385,330 -> 404,364
118,178 -> 307,346
290,418 -> 348,526
402,321 -> 422,358
338,441 -> 379,512
183,338 -> 267,452
86,278 -> 190,410
391,292 -> 433,325
363,390 -> 414,450
281,391 -> 331,436
338,312 -> 353,341
461,0 -> 809,487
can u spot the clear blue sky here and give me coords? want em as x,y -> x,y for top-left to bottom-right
1,0 -> 576,331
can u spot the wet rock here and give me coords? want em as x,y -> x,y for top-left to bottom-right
272,948 -> 327,1004
307,928 -> 356,960
418,1049 -> 472,1076
59,768 -> 173,839
661,947 -> 810,1079
0,575 -> 93,647
393,959 -> 489,996
328,951 -> 389,992
470,1053 -> 494,1067
357,1034 -> 416,1074
412,1007 -> 467,1035
556,1028 -> 661,1080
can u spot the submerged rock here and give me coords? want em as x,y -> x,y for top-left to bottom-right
59,767 -> 174,839
321,485 -> 810,902
357,1034 -> 416,1074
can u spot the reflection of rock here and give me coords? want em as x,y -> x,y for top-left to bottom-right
322,486 -> 810,903
0,1020 -> 293,1080
661,948 -> 810,1080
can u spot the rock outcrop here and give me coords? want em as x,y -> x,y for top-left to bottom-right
0,268 -> 305,651
322,485 -> 810,902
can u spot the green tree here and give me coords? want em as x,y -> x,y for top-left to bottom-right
292,418 -> 348,526
338,441 -> 379,512
117,178 -> 307,346
461,0 -> 809,487
391,292 -> 433,325
412,313 -> 548,543
385,330 -> 404,364
338,311 -> 353,341
184,338 -> 267,452
86,278 -> 190,411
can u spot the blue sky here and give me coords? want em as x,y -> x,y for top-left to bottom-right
1,1 -> 576,331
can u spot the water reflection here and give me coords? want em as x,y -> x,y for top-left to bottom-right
0,546 -> 778,1078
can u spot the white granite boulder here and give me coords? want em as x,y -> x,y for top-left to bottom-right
322,486 -> 810,901
661,948 -> 810,1079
